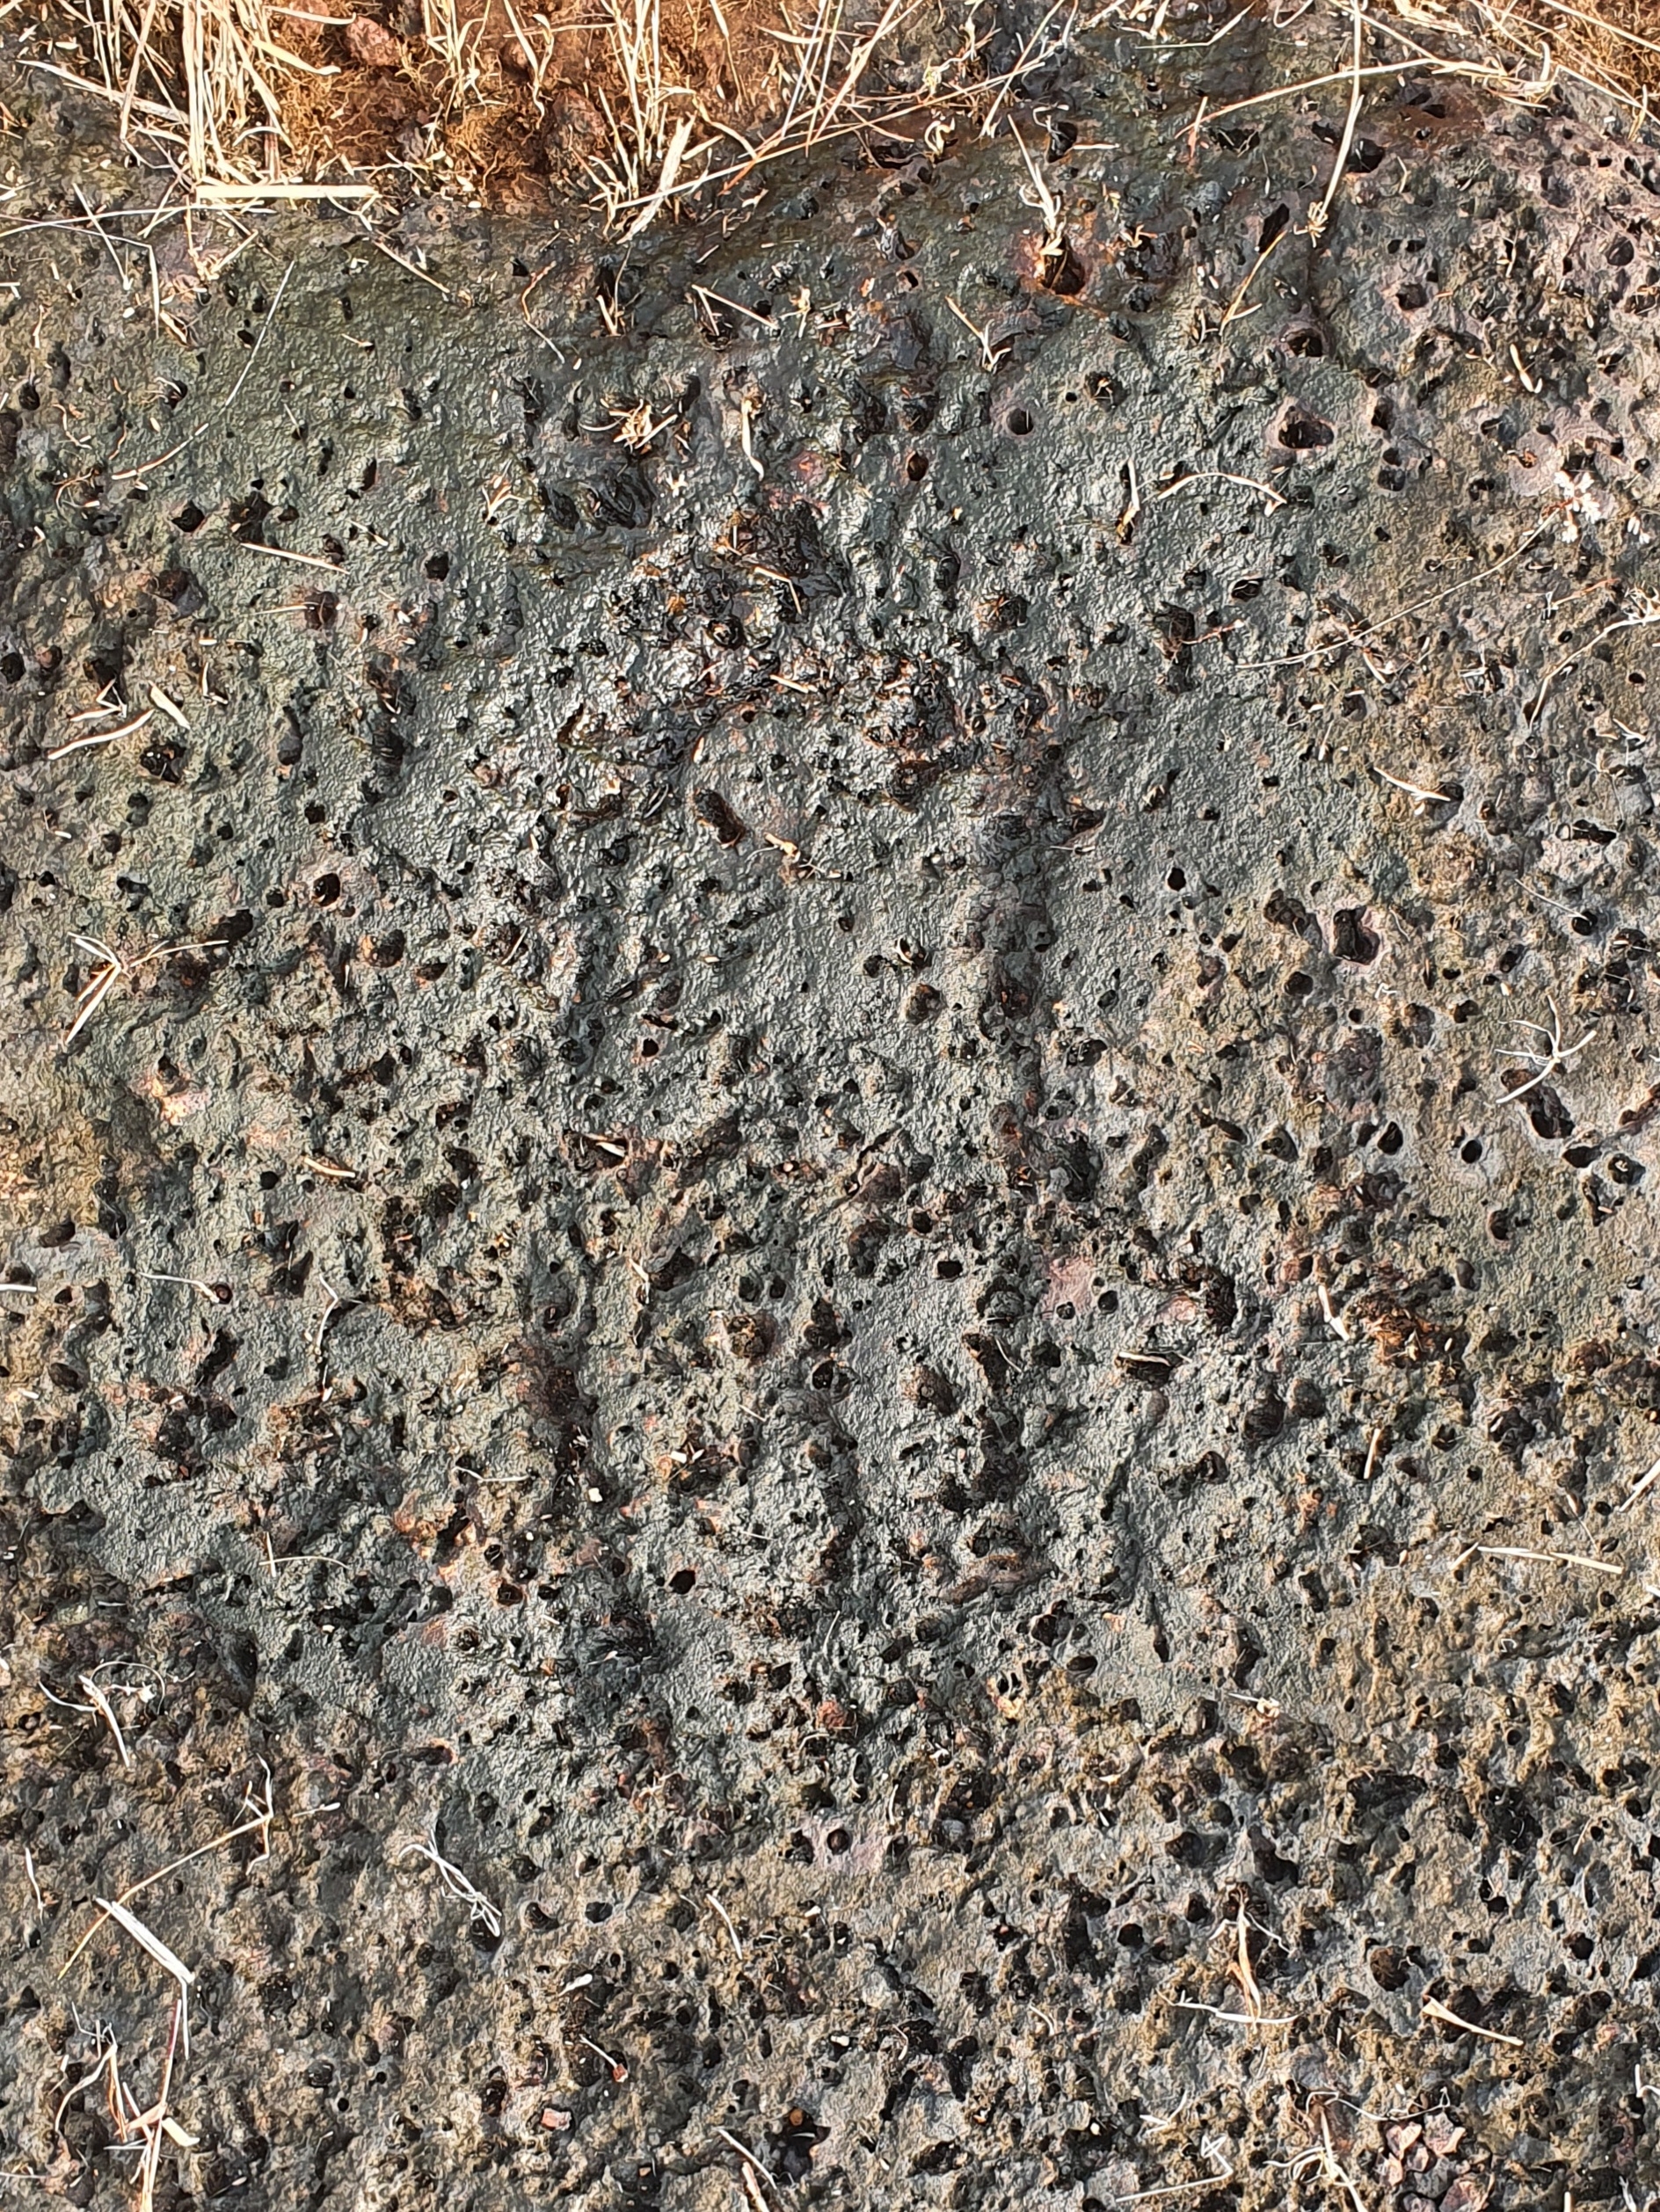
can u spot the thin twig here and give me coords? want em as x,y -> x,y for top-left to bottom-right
706,1889 -> 745,1960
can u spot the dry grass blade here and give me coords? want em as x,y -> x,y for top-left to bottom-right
1452,1541 -> 1620,1575
1529,0 -> 1660,55
705,1888 -> 745,1959
1239,523 -> 1547,672
96,1893 -> 196,2207
1114,2135 -> 1236,2204
114,257 -> 293,482
78,1674 -> 135,1769
1270,2099 -> 1372,2212
396,1823 -> 504,1937
61,933 -> 231,1048
1421,1993 -> 1525,2048
135,1996 -> 186,2212
99,1898 -> 195,2005
798,0 -> 913,148
64,935 -> 125,1047
1620,1454 -> 1660,1510
62,1768 -> 276,1976
1229,1898 -> 1263,2019
1373,766 -> 1456,807
1525,594 -> 1660,727
715,2127 -> 779,2199
1173,1898 -> 1296,2026
423,0 -> 483,106
1155,469 -> 1285,511
1314,2106 -> 1370,2212
946,295 -> 1010,370
46,710 -> 152,760
1230,0 -> 1660,143
52,2002 -> 193,2212
1496,998 -> 1596,1105
1306,0 -> 1364,237
244,540 -> 344,571
581,0 -> 702,222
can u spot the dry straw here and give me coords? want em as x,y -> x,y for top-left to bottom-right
21,0 -> 1074,207
18,0 -> 1660,218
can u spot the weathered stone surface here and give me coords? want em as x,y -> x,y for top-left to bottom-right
4,40 -> 1660,2209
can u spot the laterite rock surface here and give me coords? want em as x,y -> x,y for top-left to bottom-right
4,33 -> 1660,2208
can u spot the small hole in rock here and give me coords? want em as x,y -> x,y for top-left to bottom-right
1279,410 -> 1335,451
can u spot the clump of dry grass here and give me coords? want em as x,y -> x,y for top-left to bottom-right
1139,0 -> 1660,116
1468,0 -> 1660,107
18,0 -> 1076,215
29,0 -> 344,193
15,0 -> 1660,219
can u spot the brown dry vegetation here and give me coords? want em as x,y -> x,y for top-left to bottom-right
17,0 -> 1065,215
270,0 -> 1030,216
11,0 -> 1660,217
